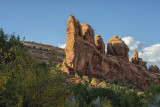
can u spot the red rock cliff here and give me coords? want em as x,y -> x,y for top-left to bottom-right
62,15 -> 160,90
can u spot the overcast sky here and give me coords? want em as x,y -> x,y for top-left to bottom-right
0,0 -> 160,66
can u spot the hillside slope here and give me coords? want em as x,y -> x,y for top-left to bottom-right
22,41 -> 65,64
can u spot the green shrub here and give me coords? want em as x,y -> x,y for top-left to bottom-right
0,47 -> 69,106
75,73 -> 80,79
0,29 -> 70,106
82,76 -> 90,83
98,81 -> 107,88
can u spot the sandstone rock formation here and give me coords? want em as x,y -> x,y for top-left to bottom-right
149,65 -> 160,73
81,23 -> 95,45
62,15 -> 108,75
107,36 -> 129,61
130,50 -> 147,68
62,15 -> 160,90
95,35 -> 105,54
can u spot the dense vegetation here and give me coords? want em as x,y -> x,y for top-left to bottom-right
0,29 -> 160,107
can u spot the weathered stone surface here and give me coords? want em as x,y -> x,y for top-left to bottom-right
95,35 -> 105,54
130,50 -> 147,68
62,15 -> 110,76
107,36 -> 129,61
149,65 -> 160,73
62,15 -> 160,90
81,23 -> 95,45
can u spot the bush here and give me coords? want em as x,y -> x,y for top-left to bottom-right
0,47 -> 70,106
0,29 -> 70,106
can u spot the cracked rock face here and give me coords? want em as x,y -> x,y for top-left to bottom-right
61,15 -> 160,90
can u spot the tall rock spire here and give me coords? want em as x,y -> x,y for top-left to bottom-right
95,35 -> 105,54
130,50 -> 147,68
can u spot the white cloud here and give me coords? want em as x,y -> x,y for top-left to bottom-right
105,45 -> 107,53
122,36 -> 160,66
58,44 -> 66,49
122,36 -> 144,51
139,44 -> 160,66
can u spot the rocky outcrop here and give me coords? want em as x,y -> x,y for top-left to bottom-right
62,15 -> 109,75
149,65 -> 160,73
95,35 -> 105,54
62,15 -> 160,90
107,36 -> 129,61
130,50 -> 147,68
81,23 -> 95,45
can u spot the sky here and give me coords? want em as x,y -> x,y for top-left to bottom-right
0,0 -> 160,66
